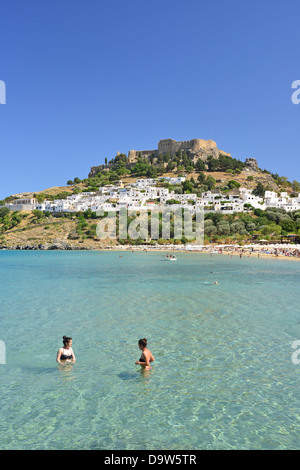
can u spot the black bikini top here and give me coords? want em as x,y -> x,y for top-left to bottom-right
60,349 -> 73,360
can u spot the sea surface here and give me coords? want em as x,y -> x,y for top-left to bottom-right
0,250 -> 300,450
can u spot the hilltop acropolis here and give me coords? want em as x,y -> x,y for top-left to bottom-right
128,137 -> 231,163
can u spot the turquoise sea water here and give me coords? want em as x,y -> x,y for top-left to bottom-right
0,250 -> 300,450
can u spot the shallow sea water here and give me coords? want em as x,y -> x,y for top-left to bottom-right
0,250 -> 300,449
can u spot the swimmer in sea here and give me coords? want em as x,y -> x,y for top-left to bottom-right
56,336 -> 76,364
135,338 -> 154,370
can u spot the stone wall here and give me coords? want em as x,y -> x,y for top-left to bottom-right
128,149 -> 157,164
88,164 -> 111,178
157,138 -> 218,155
89,137 -> 232,176
5,204 -> 36,211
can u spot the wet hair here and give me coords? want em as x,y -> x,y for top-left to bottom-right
138,338 -> 147,348
63,336 -> 72,347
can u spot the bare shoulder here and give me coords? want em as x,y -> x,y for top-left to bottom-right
149,350 -> 155,361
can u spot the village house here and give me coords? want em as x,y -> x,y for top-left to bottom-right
5,178 -> 300,215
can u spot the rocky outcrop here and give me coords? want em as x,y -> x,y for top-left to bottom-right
0,241 -> 96,250
245,158 -> 259,171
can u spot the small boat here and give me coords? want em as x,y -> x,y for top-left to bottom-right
163,255 -> 177,261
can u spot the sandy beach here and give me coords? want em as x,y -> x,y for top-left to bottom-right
100,243 -> 300,261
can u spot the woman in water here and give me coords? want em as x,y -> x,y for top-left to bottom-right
56,336 -> 76,364
135,338 -> 154,370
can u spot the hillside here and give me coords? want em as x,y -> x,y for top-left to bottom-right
0,178 -> 298,250
8,167 -> 285,201
1,150 -> 299,249
0,211 -> 112,249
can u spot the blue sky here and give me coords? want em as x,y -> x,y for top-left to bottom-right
0,0 -> 300,199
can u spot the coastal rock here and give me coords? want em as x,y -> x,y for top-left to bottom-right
1,241 -> 95,250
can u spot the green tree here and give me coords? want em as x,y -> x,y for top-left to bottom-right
32,209 -> 44,219
254,208 -> 264,217
230,221 -> 246,235
146,166 -> 158,178
205,175 -> 216,190
292,180 -> 300,192
195,159 -> 206,172
0,207 -> 10,218
280,219 -> 296,233
207,156 -> 219,172
246,222 -> 257,232
204,219 -> 217,235
252,182 -> 265,197
182,180 -> 193,193
166,161 -> 176,172
197,172 -> 206,184
217,220 -> 230,235
162,153 -> 171,163
227,180 -> 241,189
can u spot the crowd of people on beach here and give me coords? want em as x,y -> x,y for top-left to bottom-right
103,243 -> 300,259
204,245 -> 300,259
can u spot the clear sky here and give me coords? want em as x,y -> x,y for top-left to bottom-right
0,0 -> 300,199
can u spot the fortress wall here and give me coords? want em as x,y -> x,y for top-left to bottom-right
219,150 -> 232,157
128,150 -> 140,163
88,164 -> 110,178
158,138 -> 218,155
128,149 -> 157,163
158,139 -> 179,155
91,137 -> 231,177
140,150 -> 157,156
178,140 -> 194,150
197,139 -> 217,150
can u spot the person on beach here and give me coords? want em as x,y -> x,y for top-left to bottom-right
135,338 -> 154,370
57,336 -> 76,364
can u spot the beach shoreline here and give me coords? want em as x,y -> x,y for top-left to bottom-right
1,243 -> 300,260
93,243 -> 300,261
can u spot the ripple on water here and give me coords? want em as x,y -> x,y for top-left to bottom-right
0,251 -> 300,449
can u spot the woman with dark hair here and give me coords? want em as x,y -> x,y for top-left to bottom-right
56,336 -> 76,364
135,338 -> 154,370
